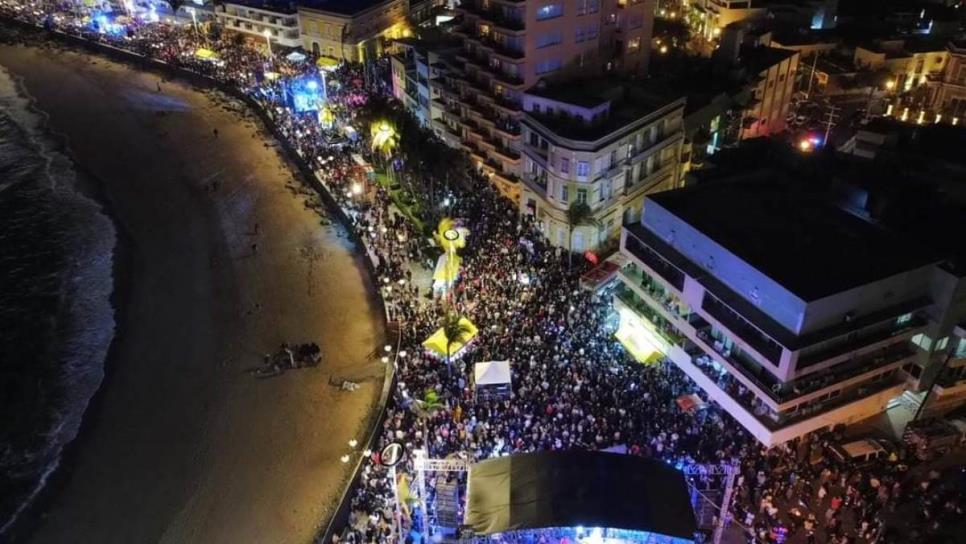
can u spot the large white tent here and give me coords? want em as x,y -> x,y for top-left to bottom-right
473,361 -> 511,400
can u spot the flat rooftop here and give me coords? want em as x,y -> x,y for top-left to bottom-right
301,0 -> 394,16
525,79 -> 681,141
648,181 -> 940,301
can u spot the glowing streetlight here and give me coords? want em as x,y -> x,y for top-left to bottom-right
885,79 -> 895,90
262,28 -> 273,58
660,45 -> 669,54
798,139 -> 814,152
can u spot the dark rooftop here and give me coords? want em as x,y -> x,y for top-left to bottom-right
648,180 -> 941,301
227,0 -> 298,13
739,45 -> 797,75
525,79 -> 682,142
301,0 -> 393,16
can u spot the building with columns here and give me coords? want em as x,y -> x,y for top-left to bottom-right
519,79 -> 685,251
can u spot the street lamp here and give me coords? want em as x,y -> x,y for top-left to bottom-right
262,28 -> 273,58
885,79 -> 896,91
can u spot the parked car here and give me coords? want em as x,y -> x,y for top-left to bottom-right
904,418 -> 964,460
828,438 -> 894,466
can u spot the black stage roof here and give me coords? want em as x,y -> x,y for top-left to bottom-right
648,180 -> 940,301
465,451 -> 696,539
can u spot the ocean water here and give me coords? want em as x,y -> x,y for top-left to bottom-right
0,65 -> 116,535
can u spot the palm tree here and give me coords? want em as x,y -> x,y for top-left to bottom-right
441,312 -> 473,373
566,200 -> 598,270
411,389 -> 446,449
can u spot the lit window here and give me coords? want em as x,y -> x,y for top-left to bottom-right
896,313 -> 913,325
537,3 -> 563,20
936,336 -> 949,351
561,184 -> 569,202
560,157 -> 570,173
576,161 -> 590,178
577,188 -> 587,204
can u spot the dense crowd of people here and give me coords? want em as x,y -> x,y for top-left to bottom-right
1,3 -> 962,543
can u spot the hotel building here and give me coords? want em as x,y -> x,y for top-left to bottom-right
519,79 -> 685,250
215,1 -> 302,48
298,0 -> 409,62
614,181 -> 966,446
392,0 -> 657,202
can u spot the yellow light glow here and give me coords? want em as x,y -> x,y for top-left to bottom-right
885,79 -> 895,90
614,306 -> 669,365
916,110 -> 925,124
660,45 -> 668,54
901,107 -> 909,122
935,114 -> 942,124
885,104 -> 894,116
799,139 -> 813,152
713,27 -> 721,37
953,117 -> 960,126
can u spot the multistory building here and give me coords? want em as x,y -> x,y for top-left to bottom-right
438,0 -> 657,202
298,0 -> 409,61
614,180 -> 966,446
215,1 -> 301,48
519,79 -> 685,250
923,40 -> 966,123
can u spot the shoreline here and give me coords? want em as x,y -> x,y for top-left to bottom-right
0,32 -> 388,544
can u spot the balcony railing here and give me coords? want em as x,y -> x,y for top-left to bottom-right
623,233 -> 685,291
615,288 -> 688,347
701,293 -> 784,366
696,326 -> 915,406
479,36 -> 525,60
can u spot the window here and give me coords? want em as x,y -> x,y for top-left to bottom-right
628,37 -> 641,52
588,0 -> 600,13
576,161 -> 590,178
912,333 -> 933,352
561,184 -> 569,202
576,188 -> 587,204
586,22 -> 599,39
575,26 -> 586,43
576,0 -> 587,15
536,30 -> 562,48
559,157 -> 570,173
896,313 -> 913,325
536,58 -> 562,75
536,3 -> 563,20
936,336 -> 949,351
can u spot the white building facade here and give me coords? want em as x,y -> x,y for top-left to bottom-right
215,1 -> 301,48
615,183 -> 966,446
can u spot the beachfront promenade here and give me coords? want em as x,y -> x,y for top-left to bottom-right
3,4 -> 964,544
0,15 -> 390,544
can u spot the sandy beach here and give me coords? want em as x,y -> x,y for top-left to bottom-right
0,43 -> 385,543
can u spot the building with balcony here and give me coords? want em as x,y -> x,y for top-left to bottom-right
445,0 -> 658,202
391,38 -> 465,148
215,1 -> 301,48
614,179 -> 966,446
688,0 -> 767,44
519,78 -> 685,251
298,0 -> 409,61
922,40 -> 966,124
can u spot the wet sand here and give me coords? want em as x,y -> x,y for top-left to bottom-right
0,44 -> 385,543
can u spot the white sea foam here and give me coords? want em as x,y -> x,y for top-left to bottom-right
0,64 -> 117,536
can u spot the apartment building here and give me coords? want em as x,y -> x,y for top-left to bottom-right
519,79 -> 685,250
442,0 -> 658,202
688,0 -> 766,43
923,40 -> 966,123
854,39 -> 950,93
215,1 -> 301,48
298,0 -> 409,61
614,180 -> 966,446
731,44 -> 799,138
391,38 -> 465,148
